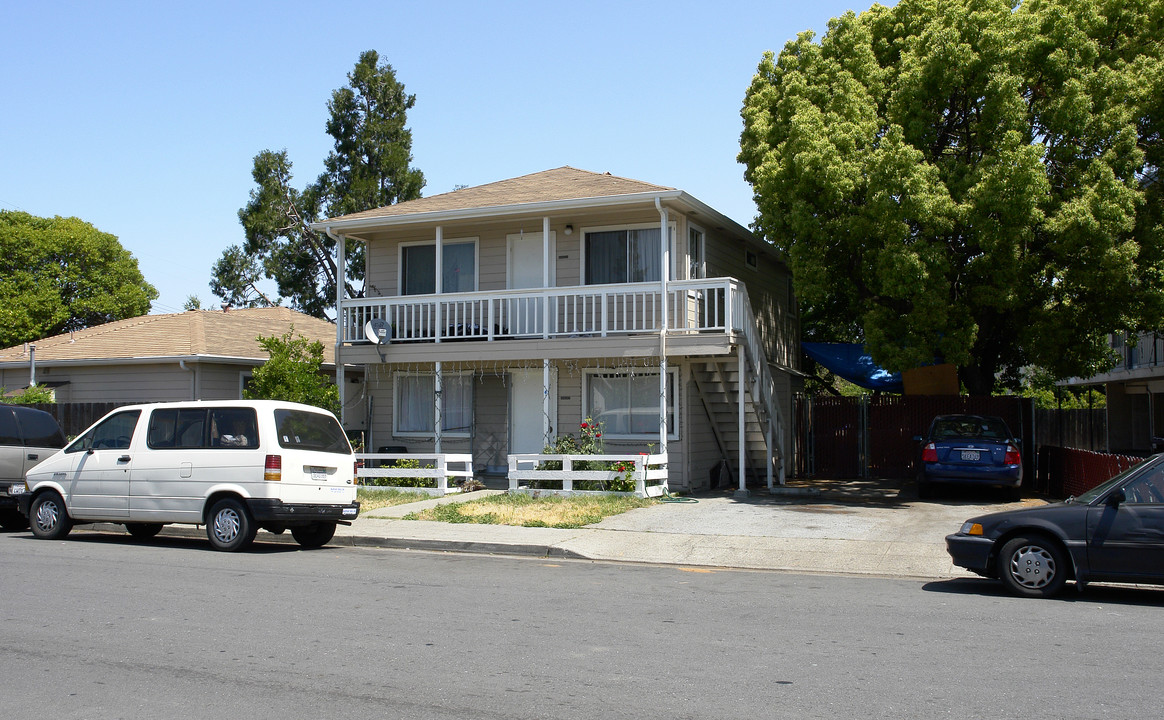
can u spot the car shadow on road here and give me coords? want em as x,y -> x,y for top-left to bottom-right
20,529 -> 306,554
922,577 -> 1164,606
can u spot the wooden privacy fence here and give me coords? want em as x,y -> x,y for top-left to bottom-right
20,402 -> 125,438
1034,447 -> 1143,498
797,395 -> 1033,480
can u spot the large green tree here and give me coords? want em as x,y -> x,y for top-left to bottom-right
740,0 -> 1163,394
0,211 -> 157,347
212,50 -> 425,318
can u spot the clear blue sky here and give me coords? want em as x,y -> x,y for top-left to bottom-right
2,0 -> 868,315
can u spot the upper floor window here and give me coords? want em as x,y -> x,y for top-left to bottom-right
688,225 -> 705,280
583,224 -> 675,285
401,239 -> 477,295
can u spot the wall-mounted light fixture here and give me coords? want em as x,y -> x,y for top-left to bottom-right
564,224 -> 573,235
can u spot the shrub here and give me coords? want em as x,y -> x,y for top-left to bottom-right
534,418 -> 635,491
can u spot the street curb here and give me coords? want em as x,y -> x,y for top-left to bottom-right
75,522 -> 585,560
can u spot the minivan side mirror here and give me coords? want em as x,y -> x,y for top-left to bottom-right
1107,488 -> 1126,508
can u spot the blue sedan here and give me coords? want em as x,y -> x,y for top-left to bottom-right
916,414 -> 1022,500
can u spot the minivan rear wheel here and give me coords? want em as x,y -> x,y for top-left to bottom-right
29,491 -> 72,540
206,498 -> 257,552
291,522 -> 337,549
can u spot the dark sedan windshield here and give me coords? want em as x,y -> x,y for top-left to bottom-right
1074,456 -> 1155,504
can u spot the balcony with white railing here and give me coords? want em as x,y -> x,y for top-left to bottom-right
340,278 -> 743,345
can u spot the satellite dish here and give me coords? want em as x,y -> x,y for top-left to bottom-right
364,318 -> 391,345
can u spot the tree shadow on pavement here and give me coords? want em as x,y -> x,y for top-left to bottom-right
704,476 -> 1032,510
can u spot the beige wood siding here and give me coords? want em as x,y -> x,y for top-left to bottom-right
12,363 -> 197,403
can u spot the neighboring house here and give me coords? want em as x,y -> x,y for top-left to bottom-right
312,167 -> 801,492
1063,331 -> 1164,454
0,307 -> 365,431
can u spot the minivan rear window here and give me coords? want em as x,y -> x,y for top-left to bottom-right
274,409 -> 351,454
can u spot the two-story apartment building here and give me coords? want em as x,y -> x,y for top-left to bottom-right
1063,331 -> 1164,454
313,167 -> 800,492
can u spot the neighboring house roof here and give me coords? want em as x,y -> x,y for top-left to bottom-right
0,307 -> 342,368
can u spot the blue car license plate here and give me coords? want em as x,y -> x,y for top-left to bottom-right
960,450 -> 980,461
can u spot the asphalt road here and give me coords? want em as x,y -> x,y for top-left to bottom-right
4,531 -> 1164,719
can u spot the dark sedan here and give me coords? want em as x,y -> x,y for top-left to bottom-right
947,455 -> 1164,597
916,414 -> 1022,499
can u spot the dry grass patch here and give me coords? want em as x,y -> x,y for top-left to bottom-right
357,487 -> 431,512
405,493 -> 657,529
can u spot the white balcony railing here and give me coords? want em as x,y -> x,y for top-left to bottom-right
340,279 -> 740,344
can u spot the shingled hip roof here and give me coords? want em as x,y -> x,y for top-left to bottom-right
317,167 -> 676,226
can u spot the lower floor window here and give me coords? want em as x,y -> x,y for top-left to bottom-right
395,372 -> 473,436
584,370 -> 677,440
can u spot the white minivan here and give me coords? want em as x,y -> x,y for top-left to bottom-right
18,400 -> 359,551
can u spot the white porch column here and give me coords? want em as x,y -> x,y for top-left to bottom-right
543,359 -> 552,447
542,216 -> 550,340
657,201 -> 670,456
736,347 -> 749,497
334,229 -> 346,426
434,361 -> 443,454
434,225 -> 443,343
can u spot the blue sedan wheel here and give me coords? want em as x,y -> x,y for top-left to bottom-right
997,535 -> 1068,598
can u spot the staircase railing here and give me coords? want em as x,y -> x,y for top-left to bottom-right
731,285 -> 786,487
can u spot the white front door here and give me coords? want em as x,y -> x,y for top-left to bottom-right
507,232 -> 554,336
509,369 -> 556,455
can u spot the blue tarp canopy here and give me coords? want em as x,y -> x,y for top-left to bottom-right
802,342 -> 903,393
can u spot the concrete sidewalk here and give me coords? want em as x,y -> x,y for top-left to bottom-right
327,480 -> 1034,579
335,483 -> 1001,579
78,479 -> 1035,579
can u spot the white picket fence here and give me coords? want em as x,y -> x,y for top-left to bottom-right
507,453 -> 668,498
355,453 -> 474,496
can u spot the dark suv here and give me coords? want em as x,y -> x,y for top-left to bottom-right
1,405 -> 66,530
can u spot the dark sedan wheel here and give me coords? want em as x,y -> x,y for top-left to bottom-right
29,491 -> 73,540
997,534 -> 1068,598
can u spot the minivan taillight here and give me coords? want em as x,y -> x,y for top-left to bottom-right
1004,445 -> 1021,465
264,454 -> 282,481
922,443 -> 938,463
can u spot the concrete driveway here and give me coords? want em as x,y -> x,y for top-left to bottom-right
583,477 -> 1045,577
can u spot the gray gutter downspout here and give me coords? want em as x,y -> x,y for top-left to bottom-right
655,197 -> 669,458
325,225 -> 347,427
179,359 -> 195,400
